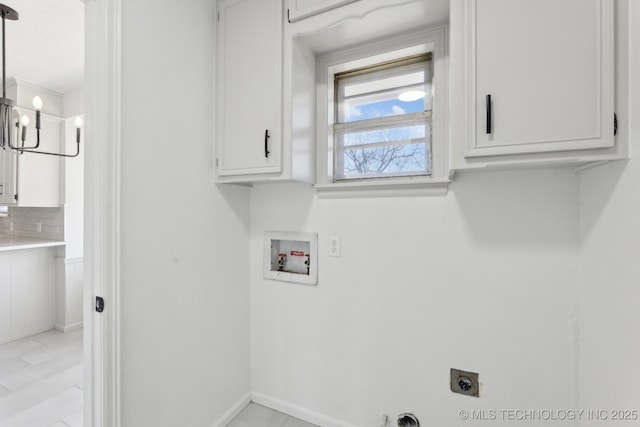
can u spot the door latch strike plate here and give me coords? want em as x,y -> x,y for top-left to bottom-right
95,296 -> 105,313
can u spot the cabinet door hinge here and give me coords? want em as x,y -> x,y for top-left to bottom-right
287,9 -> 291,23
95,296 -> 105,313
14,193 -> 18,201
614,113 -> 618,136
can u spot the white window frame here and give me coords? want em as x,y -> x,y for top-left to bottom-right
315,27 -> 449,197
333,53 -> 433,181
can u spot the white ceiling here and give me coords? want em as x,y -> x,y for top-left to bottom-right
1,0 -> 84,95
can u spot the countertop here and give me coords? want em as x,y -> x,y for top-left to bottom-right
0,235 -> 66,252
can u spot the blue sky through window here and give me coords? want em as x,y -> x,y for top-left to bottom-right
344,98 -> 424,122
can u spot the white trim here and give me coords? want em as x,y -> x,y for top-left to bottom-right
286,0 -> 421,33
211,393 -> 252,427
315,26 -> 449,195
54,320 -> 84,333
287,0 -> 361,23
252,392 -> 359,427
315,178 -> 449,198
54,256 -> 84,334
84,0 -> 121,426
57,256 -> 84,265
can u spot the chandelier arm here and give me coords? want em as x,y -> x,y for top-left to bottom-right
15,140 -> 80,158
6,126 -> 40,150
0,108 -> 5,148
2,12 -> 5,99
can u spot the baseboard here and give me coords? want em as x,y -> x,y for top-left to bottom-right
54,321 -> 83,333
211,392 -> 252,427
251,392 -> 358,427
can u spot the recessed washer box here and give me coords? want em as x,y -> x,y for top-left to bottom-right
263,231 -> 317,285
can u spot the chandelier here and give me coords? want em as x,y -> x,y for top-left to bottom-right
0,3 -> 81,158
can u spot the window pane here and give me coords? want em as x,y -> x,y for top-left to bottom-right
332,53 -> 435,181
343,124 -> 425,147
342,142 -> 429,178
344,71 -> 425,98
336,122 -> 431,179
342,87 -> 427,122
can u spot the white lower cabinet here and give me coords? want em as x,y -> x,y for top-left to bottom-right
0,254 -> 11,344
0,248 -> 55,345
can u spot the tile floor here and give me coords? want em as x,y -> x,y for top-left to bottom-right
0,329 -> 83,427
0,331 -> 314,427
228,403 -> 318,427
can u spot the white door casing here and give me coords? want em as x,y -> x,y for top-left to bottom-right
84,0 -> 121,425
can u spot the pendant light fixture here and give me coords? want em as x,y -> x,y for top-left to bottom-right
0,3 -> 81,158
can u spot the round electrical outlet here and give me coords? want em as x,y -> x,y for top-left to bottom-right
397,413 -> 420,427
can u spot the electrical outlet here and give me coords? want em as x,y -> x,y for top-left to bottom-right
9,221 -> 13,232
451,368 -> 479,397
36,222 -> 42,233
329,235 -> 340,257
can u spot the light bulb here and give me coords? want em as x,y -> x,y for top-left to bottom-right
398,90 -> 426,102
21,115 -> 30,126
32,96 -> 43,111
74,116 -> 83,128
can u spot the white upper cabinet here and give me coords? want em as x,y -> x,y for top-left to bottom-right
0,147 -> 16,205
14,109 -> 63,207
450,0 -> 623,170
216,0 -> 285,181
0,80 -> 63,207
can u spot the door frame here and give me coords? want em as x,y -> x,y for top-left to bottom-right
83,0 -> 121,425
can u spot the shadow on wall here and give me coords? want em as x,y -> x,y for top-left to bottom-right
579,159 -> 630,241
450,168 -> 581,248
216,182 -> 252,229
248,182 -> 316,231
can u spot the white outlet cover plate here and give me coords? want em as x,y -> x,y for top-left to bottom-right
329,235 -> 340,257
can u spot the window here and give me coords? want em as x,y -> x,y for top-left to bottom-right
333,54 -> 433,180
315,28 -> 448,196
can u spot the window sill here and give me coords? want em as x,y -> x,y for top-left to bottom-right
314,177 -> 450,198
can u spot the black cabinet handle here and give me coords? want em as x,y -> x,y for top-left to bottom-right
264,129 -> 270,158
486,94 -> 492,134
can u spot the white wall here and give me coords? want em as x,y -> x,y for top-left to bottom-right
111,1 -> 637,426
578,1 -> 640,422
64,89 -> 85,118
250,169 -> 581,426
119,0 -> 251,425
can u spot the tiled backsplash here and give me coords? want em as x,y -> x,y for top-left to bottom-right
0,207 -> 64,240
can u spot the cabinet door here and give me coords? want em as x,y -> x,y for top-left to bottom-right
465,0 -> 614,157
11,249 -> 55,340
0,146 -> 17,205
15,110 -> 63,207
0,253 -> 11,345
217,0 -> 283,176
